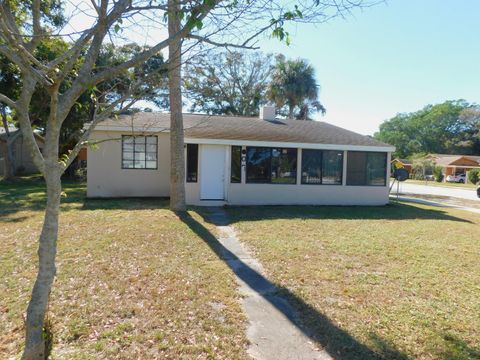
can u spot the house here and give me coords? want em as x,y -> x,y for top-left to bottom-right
0,126 -> 44,176
391,158 -> 413,173
87,107 -> 395,206
426,154 -> 480,182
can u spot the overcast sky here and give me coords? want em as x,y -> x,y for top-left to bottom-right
65,0 -> 480,136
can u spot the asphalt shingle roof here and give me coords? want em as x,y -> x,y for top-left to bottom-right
95,112 -> 393,148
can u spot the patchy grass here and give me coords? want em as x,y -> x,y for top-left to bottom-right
223,203 -> 480,360
404,179 -> 478,189
0,177 -> 248,359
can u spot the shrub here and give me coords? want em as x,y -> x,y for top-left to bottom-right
411,158 -> 435,180
74,167 -> 87,182
468,169 -> 480,185
433,166 -> 444,182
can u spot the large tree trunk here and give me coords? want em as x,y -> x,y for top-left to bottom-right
1,108 -> 15,179
168,0 -> 186,212
288,103 -> 295,120
22,167 -> 62,360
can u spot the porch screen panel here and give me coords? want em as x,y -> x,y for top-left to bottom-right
186,144 -> 198,182
366,152 -> 387,186
322,150 -> 343,185
122,135 -> 157,169
302,150 -> 343,185
271,148 -> 297,184
246,147 -> 271,183
246,147 -> 297,184
346,152 -> 367,185
301,149 -> 322,184
231,146 -> 242,183
346,151 -> 387,186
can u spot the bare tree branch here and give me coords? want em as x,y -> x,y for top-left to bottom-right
64,91 -> 139,169
0,93 -> 17,110
187,34 -> 259,49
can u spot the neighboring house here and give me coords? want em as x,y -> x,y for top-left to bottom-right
426,154 -> 480,181
391,158 -> 413,173
87,106 -> 395,206
0,126 -> 44,176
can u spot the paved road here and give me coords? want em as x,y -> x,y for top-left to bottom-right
393,196 -> 480,215
393,182 -> 479,201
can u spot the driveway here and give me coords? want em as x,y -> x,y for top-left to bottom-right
393,182 -> 479,201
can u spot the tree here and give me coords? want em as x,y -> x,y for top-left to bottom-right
184,50 -> 273,116
0,0 -> 65,179
0,40 -> 168,178
0,55 -> 18,178
468,169 -> 480,185
374,100 -> 480,158
267,55 -> 325,120
0,0 -> 372,358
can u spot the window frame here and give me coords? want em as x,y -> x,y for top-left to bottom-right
245,146 -> 298,185
301,149 -> 344,185
346,151 -> 388,186
121,135 -> 158,170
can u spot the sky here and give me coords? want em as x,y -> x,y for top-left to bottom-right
258,0 -> 480,135
64,0 -> 480,136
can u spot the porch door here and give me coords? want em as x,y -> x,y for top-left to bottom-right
200,145 -> 226,200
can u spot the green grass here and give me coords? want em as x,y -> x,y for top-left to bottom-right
404,179 -> 478,189
0,177 -> 248,359
3,176 -> 480,359
223,204 -> 480,360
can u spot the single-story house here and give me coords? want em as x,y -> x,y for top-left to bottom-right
87,107 -> 395,206
391,158 -> 413,173
0,126 -> 44,176
426,154 -> 480,181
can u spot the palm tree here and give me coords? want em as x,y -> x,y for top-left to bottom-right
267,56 -> 325,120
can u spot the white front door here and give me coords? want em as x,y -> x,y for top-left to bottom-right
200,145 -> 226,200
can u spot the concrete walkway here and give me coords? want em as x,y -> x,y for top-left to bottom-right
206,208 -> 331,360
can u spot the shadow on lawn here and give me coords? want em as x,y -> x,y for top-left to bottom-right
220,201 -> 474,224
0,176 -> 473,224
437,333 -> 480,360
179,209 -> 410,360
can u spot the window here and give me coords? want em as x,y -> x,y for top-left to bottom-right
231,146 -> 242,183
122,135 -> 157,169
271,148 -> 297,184
186,144 -> 198,182
246,147 -> 270,183
246,147 -> 297,184
346,151 -> 387,186
301,149 -> 343,185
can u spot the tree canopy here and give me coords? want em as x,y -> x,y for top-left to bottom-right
267,55 -> 325,120
374,100 -> 480,158
184,50 -> 273,116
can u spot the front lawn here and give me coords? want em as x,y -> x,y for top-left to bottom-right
224,204 -> 480,360
0,177 -> 248,359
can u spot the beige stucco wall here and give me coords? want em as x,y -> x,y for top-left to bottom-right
87,131 -> 392,206
224,183 -> 389,206
87,131 -> 171,197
